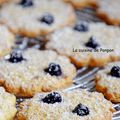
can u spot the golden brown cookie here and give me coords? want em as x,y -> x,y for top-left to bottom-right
64,0 -> 97,9
0,87 -> 17,120
0,24 -> 15,57
0,48 -> 76,97
16,90 -> 114,120
46,22 -> 120,67
0,0 -> 76,37
96,62 -> 120,103
97,0 -> 120,25
0,0 -> 9,4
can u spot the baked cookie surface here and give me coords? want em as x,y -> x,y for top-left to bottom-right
97,0 -> 120,25
0,25 -> 15,57
46,22 -> 120,67
0,0 -> 9,4
0,0 -> 76,37
0,87 -> 17,120
0,48 -> 76,97
64,0 -> 97,9
96,62 -> 120,103
16,90 -> 114,120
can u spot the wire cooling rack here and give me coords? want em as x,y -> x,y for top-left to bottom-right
15,7 -> 120,120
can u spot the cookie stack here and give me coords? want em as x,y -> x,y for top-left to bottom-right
0,0 -> 119,120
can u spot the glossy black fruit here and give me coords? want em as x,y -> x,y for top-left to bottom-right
8,51 -> 25,63
74,22 -> 89,32
44,63 -> 62,76
19,0 -> 33,7
110,66 -> 120,78
85,36 -> 99,49
72,103 -> 90,116
42,92 -> 62,104
40,13 -> 54,25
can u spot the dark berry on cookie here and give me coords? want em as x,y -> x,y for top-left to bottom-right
39,13 -> 54,25
42,92 -> 62,104
72,103 -> 90,116
74,22 -> 89,32
44,63 -> 62,76
110,66 -> 120,78
19,0 -> 33,7
85,36 -> 99,49
7,51 -> 25,63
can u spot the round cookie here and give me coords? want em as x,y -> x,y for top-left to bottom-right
96,62 -> 120,103
0,24 -> 15,57
46,22 -> 120,67
16,90 -> 114,120
0,48 -> 76,97
0,87 -> 17,120
64,0 -> 97,9
0,0 -> 76,37
96,0 -> 120,25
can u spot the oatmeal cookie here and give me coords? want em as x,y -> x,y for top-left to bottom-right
16,90 -> 114,120
0,87 -> 17,120
46,22 -> 120,67
0,48 -> 76,97
97,0 -> 120,25
0,0 -> 76,37
96,62 -> 120,103
64,0 -> 97,9
0,24 -> 15,57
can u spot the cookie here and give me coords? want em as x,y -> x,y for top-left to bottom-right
0,87 -> 17,120
96,0 -> 120,25
0,0 -> 9,5
0,48 -> 76,97
64,0 -> 97,9
0,24 -> 15,57
96,62 -> 120,103
16,90 -> 114,120
46,22 -> 120,67
0,0 -> 76,37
